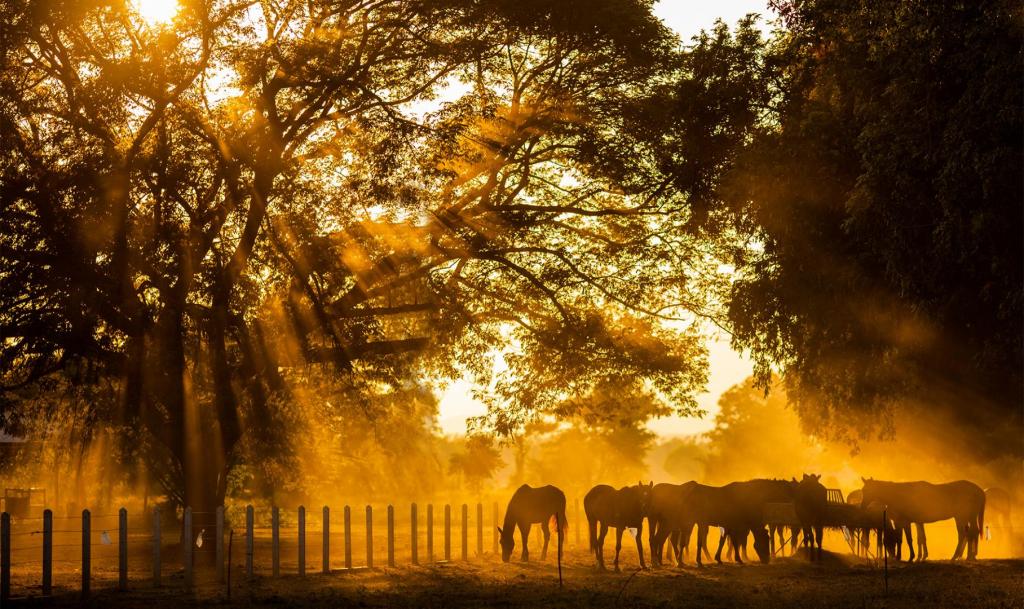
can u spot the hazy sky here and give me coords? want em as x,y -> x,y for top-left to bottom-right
436,0 -> 771,437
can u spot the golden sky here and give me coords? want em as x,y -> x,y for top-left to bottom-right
436,1 -> 769,437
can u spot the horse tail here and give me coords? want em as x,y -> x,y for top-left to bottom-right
978,494 -> 986,544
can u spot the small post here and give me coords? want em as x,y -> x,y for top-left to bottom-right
216,506 -> 225,582
227,529 -> 233,601
322,506 -> 330,574
493,503 -> 499,554
298,506 -> 306,576
42,509 -> 52,596
118,507 -> 128,591
183,507 -> 193,588
245,505 -> 254,579
152,507 -> 161,586
444,504 -> 451,561
2,512 -> 10,606
476,503 -> 483,557
81,509 -> 91,600
883,507 -> 889,596
387,505 -> 395,567
427,504 -> 434,562
365,505 -> 373,569
461,504 -> 468,561
574,499 -> 580,546
272,506 -> 280,577
410,503 -> 418,565
343,505 -> 352,569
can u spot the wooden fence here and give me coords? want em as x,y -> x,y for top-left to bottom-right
0,498 -> 586,604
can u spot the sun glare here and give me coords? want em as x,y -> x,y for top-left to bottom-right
133,0 -> 179,25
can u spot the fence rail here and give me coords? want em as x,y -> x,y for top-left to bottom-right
0,499 -> 586,602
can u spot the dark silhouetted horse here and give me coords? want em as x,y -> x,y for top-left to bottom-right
861,478 -> 985,560
677,480 -> 788,565
498,484 -> 568,563
585,482 -> 653,571
647,481 -> 709,567
793,474 -> 828,560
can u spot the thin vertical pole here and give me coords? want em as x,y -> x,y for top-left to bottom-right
42,509 -> 52,596
322,506 -> 330,574
152,507 -> 161,586
272,506 -> 280,577
426,504 -> 434,562
493,503 -> 499,554
444,505 -> 451,561
1,512 -> 10,606
216,506 -> 225,582
343,506 -> 352,569
476,503 -> 483,557
574,499 -> 580,546
245,505 -> 254,579
461,504 -> 468,561
118,507 -> 128,590
81,509 -> 90,600
365,506 -> 373,569
298,506 -> 306,576
410,503 -> 418,565
387,505 -> 395,568
883,508 -> 889,596
183,507 -> 193,588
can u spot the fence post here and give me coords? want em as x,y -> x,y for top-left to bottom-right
245,505 -> 254,579
216,506 -> 225,582
387,505 -> 395,567
410,503 -> 418,565
343,506 -> 352,569
298,506 -> 306,576
461,504 -> 468,561
444,504 -> 451,561
1,512 -> 10,606
152,507 -> 161,586
42,509 -> 52,596
493,502 -> 499,554
366,506 -> 373,569
118,507 -> 128,590
476,503 -> 483,557
81,509 -> 90,600
426,504 -> 434,562
183,507 -> 193,588
272,506 -> 280,577
574,499 -> 580,546
322,506 -> 330,574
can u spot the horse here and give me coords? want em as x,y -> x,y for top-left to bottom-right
793,474 -> 829,561
497,484 -> 568,563
585,482 -> 653,571
677,480 -> 785,565
860,478 -> 985,560
824,500 -> 898,558
647,482 -> 708,567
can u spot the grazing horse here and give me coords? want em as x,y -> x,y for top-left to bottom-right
678,480 -> 784,565
647,482 -> 709,567
497,484 -> 568,563
861,478 -> 985,560
585,482 -> 653,571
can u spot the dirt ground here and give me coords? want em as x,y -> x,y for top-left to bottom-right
6,547 -> 1022,609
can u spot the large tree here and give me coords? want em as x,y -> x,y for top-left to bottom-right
0,0 -> 728,514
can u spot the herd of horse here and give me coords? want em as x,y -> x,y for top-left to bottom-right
497,477 -> 1004,570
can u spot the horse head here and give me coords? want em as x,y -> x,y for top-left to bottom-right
636,480 -> 655,514
752,526 -> 771,563
496,526 -> 515,562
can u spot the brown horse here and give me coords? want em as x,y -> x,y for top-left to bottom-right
585,482 -> 653,571
678,480 -> 786,565
793,474 -> 828,561
861,478 -> 985,560
497,484 -> 568,563
647,481 -> 708,567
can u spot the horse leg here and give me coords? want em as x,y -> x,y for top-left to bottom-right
649,520 -> 660,567
815,526 -> 824,561
696,524 -> 706,567
596,523 -> 609,569
916,523 -> 927,561
519,523 -> 531,562
902,523 -> 915,562
714,529 -> 726,564
951,517 -> 968,560
630,522 -> 647,569
540,520 -> 550,561
613,527 -> 624,572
